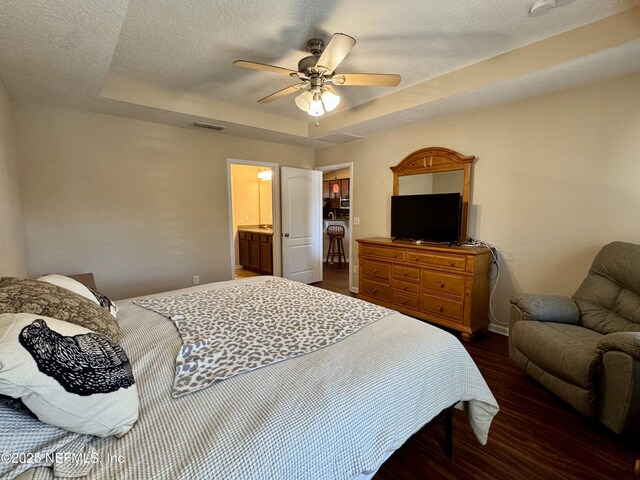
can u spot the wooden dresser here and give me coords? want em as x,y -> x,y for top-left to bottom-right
357,238 -> 491,340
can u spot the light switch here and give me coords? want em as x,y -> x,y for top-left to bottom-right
243,214 -> 249,221
353,217 -> 360,226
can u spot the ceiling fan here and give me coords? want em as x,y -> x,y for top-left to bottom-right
233,33 -> 401,118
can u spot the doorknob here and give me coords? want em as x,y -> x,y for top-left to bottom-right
283,233 -> 290,237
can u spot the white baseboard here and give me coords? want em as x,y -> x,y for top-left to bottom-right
350,287 -> 359,294
488,323 -> 509,336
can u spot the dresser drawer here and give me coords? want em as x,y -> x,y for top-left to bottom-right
392,264 -> 420,282
422,271 -> 465,297
361,259 -> 391,280
406,251 -> 466,270
361,278 -> 391,302
392,278 -> 420,295
421,293 -> 463,323
360,245 -> 406,261
392,292 -> 420,310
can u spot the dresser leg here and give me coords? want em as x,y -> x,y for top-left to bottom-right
461,332 -> 474,342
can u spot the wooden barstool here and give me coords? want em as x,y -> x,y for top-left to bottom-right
326,225 -> 346,264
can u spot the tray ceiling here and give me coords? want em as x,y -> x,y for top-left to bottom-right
1,0 -> 639,148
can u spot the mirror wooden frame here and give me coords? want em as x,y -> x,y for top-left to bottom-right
390,146 -> 476,242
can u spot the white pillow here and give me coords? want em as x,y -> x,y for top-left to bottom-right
38,274 -> 118,317
0,313 -> 138,437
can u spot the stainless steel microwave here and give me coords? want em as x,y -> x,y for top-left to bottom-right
340,196 -> 350,209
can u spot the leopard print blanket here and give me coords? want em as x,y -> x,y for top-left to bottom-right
135,277 -> 394,397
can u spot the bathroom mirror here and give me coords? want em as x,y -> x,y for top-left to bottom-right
258,178 -> 273,226
391,147 -> 475,242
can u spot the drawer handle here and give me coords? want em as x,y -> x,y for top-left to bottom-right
373,268 -> 378,273
393,253 -> 398,258
403,270 -> 408,276
437,305 -> 444,312
402,300 -> 407,305
402,285 -> 407,290
438,281 -> 445,288
367,249 -> 372,254
372,287 -> 378,293
414,256 -> 420,261
448,261 -> 455,267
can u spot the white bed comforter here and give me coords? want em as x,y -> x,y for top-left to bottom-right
31,277 -> 498,480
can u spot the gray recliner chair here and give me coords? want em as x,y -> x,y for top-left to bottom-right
509,241 -> 640,435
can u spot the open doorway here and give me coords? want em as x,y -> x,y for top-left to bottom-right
227,160 -> 280,280
316,162 -> 354,293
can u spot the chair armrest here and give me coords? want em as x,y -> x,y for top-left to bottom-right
597,332 -> 640,360
509,294 -> 580,324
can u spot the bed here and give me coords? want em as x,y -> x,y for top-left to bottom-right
9,276 -> 498,480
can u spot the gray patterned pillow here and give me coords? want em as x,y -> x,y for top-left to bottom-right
0,277 -> 119,341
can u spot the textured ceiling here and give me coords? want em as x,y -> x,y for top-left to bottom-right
1,0 -> 639,148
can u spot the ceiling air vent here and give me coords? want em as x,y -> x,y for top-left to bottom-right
192,122 -> 226,131
317,132 -> 363,144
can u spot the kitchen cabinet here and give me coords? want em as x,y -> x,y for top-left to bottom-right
341,179 -> 349,197
327,178 -> 349,208
323,181 -> 330,198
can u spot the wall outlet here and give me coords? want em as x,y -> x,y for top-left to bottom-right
243,214 -> 249,222
193,275 -> 200,285
353,265 -> 358,274
353,217 -> 360,226
268,214 -> 272,221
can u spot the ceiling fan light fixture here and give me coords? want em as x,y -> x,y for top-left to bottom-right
321,90 -> 340,112
308,95 -> 325,116
295,90 -> 313,111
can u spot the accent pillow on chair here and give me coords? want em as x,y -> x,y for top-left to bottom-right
0,313 -> 139,438
0,277 -> 120,340
38,274 -> 118,318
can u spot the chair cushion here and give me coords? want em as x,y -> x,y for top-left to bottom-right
573,241 -> 640,334
511,321 -> 602,389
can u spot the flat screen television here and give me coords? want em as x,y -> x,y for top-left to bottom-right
391,193 -> 462,242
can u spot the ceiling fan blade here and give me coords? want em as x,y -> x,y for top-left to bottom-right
315,33 -> 356,74
233,60 -> 298,76
332,73 -> 401,87
258,83 -> 307,103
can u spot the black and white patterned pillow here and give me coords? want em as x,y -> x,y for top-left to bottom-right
38,274 -> 118,317
0,313 -> 138,438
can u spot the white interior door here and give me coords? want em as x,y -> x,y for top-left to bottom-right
281,167 -> 322,284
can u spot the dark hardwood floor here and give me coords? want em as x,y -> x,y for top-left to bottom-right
312,261 -> 354,295
310,267 -> 640,480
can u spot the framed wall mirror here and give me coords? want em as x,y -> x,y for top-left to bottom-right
391,147 -> 475,242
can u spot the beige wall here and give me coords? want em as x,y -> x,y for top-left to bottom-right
315,72 -> 640,331
0,77 -> 28,276
14,104 -> 312,299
